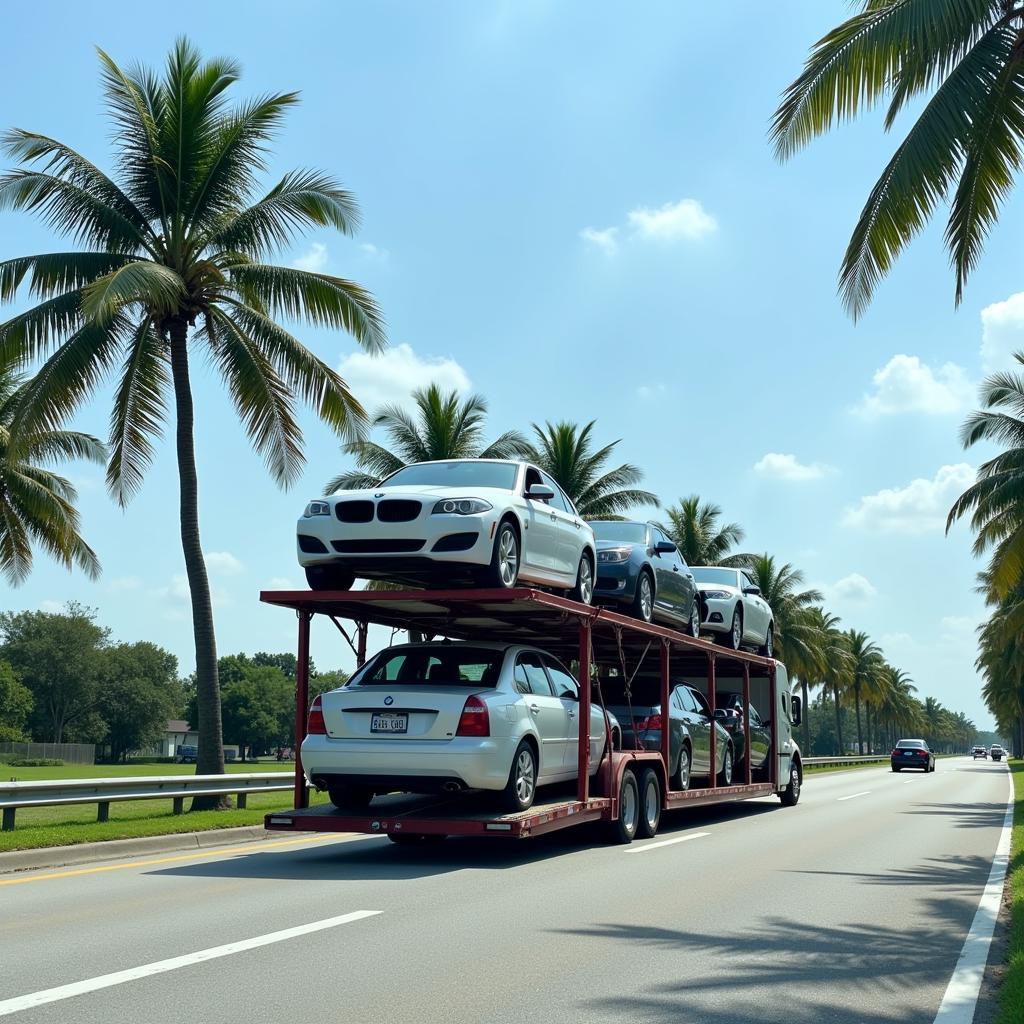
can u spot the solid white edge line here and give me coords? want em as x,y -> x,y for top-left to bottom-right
837,791 -> 871,802
624,832 -> 711,853
0,910 -> 382,1017
932,770 -> 1015,1024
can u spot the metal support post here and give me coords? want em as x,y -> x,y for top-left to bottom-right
236,792 -> 247,810
742,663 -> 752,786
172,797 -> 184,815
708,653 -> 717,789
97,801 -> 109,823
769,662 -> 778,787
660,642 -> 671,780
295,610 -> 312,810
2,807 -> 15,831
356,621 -> 368,668
577,620 -> 592,803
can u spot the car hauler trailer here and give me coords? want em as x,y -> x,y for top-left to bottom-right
261,588 -> 803,844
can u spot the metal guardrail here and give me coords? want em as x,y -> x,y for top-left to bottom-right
803,755 -> 890,769
0,772 -> 293,831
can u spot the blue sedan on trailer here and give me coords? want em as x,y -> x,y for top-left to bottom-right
591,520 -> 701,635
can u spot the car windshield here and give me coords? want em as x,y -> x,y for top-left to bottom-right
896,739 -> 925,748
692,567 -> 738,586
381,461 -> 518,490
592,522 -> 647,544
355,646 -> 504,686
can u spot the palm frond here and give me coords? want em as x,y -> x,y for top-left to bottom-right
81,261 -> 186,323
0,252 -> 135,303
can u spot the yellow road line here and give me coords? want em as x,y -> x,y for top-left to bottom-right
0,833 -> 353,887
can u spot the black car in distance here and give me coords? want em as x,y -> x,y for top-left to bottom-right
591,520 -> 701,635
891,738 -> 935,773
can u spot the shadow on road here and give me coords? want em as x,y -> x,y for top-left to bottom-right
554,907 -> 969,1024
901,801 -> 1007,830
789,852 -> 993,893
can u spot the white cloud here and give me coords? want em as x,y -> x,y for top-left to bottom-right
40,599 -> 64,613
339,342 -> 471,411
291,242 -> 329,272
627,199 -> 717,242
107,576 -> 142,592
360,243 -> 390,262
153,574 -> 232,618
636,383 -> 667,400
842,463 -> 975,534
205,551 -> 244,576
830,573 -> 877,602
267,576 -> 295,590
753,452 -> 835,481
580,226 -> 619,254
854,354 -> 973,418
981,291 -> 1024,372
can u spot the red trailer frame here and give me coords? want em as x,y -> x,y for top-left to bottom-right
261,588 -> 779,840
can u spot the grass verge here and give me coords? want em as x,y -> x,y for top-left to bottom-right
0,762 -> 326,853
997,759 -> 1023,1024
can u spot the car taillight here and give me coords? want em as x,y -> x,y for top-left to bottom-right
456,695 -> 490,737
917,750 -> 928,757
639,714 -> 663,731
306,695 -> 326,736
891,749 -> 899,756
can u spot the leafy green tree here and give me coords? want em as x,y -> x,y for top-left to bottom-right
662,496 -> 744,566
0,365 -> 104,585
221,663 -> 294,759
99,641 -> 180,762
326,384 -> 530,492
0,603 -> 108,742
0,40 -> 386,802
0,660 -> 32,742
773,1 -> 1024,317
796,607 -> 850,756
844,630 -> 885,754
529,420 -> 657,519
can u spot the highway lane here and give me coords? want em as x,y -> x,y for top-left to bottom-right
0,758 -> 1012,1024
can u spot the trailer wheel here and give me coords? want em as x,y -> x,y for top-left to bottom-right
327,785 -> 373,810
717,744 -> 734,786
500,739 -> 537,812
606,767 -> 640,844
637,766 -> 662,839
779,760 -> 802,806
673,744 -> 692,791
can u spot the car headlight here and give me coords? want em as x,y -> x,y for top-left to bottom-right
702,590 -> 732,600
431,498 -> 493,515
303,501 -> 331,517
597,547 -> 631,563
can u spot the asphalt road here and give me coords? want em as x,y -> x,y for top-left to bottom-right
0,758 -> 1012,1024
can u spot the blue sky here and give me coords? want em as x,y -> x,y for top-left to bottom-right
3,1 -> 1022,729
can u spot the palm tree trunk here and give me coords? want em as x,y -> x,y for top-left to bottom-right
801,679 -> 810,754
833,683 -> 844,754
169,320 -> 228,810
865,703 -> 872,754
854,681 -> 863,754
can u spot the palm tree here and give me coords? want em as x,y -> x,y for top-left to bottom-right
799,607 -> 850,756
528,420 -> 657,519
876,665 -> 919,750
773,2 -> 1024,317
0,365 -> 104,584
736,553 -> 823,665
662,496 -> 744,566
0,41 -> 385,805
844,630 -> 885,754
325,384 -> 530,491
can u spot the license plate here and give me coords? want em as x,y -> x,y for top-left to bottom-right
371,712 -> 408,734
904,751 -> 914,756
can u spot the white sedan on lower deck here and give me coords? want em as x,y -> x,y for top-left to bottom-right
297,458 -> 596,602
301,641 -> 618,813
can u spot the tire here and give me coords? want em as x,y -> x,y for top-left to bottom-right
305,565 -> 355,592
606,767 -> 640,844
779,760 -> 801,806
570,553 -> 595,605
500,739 -> 537,812
327,785 -> 373,811
637,767 -> 662,839
892,766 -> 900,773
761,623 -> 774,659
719,608 -> 742,650
674,743 -> 692,791
717,743 -> 734,786
482,520 -> 520,589
687,597 -> 701,638
632,572 -> 654,623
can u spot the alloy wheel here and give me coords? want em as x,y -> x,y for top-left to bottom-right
578,557 -> 594,604
514,747 -> 535,804
790,766 -> 800,800
765,627 -> 774,659
689,601 -> 700,637
639,576 -> 653,621
621,774 -> 638,831
731,611 -> 741,649
498,529 -> 519,587
679,749 -> 691,790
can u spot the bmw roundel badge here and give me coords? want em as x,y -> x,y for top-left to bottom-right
384,695 -> 394,706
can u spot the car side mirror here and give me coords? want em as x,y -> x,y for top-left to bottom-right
527,484 -> 555,501
742,586 -> 761,596
790,695 -> 802,727
655,540 -> 676,554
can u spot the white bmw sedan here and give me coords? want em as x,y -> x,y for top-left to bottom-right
297,459 -> 596,601
691,566 -> 775,657
301,641 -> 619,813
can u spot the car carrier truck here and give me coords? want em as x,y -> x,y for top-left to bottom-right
261,587 -> 803,845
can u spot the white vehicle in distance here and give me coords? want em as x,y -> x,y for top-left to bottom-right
301,641 -> 621,814
298,459 -> 596,602
691,566 -> 775,657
